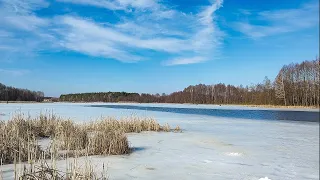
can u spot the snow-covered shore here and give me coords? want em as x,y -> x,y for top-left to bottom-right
0,103 -> 319,180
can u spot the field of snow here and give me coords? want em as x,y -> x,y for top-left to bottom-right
0,103 -> 319,180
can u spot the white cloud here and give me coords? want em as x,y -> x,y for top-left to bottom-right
233,1 -> 319,38
0,30 -> 13,37
0,0 -> 49,14
0,0 -> 49,31
117,0 -> 159,9
114,11 -> 193,40
198,0 -> 223,26
55,0 -> 224,64
163,56 -> 207,66
234,22 -> 289,38
4,15 -> 49,31
0,69 -> 30,76
192,0 -> 224,52
57,16 -> 190,60
57,0 -> 159,11
57,0 -> 123,10
0,0 -> 54,58
163,0 -> 223,65
0,0 -> 224,65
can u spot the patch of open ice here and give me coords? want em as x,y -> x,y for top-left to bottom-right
259,177 -> 271,180
225,152 -> 242,157
203,160 -> 212,163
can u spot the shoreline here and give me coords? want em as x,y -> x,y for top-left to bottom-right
1,103 -> 319,180
1,101 -> 318,110
242,104 -> 319,110
0,101 -> 39,103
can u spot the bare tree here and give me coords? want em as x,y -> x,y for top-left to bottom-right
275,70 -> 287,106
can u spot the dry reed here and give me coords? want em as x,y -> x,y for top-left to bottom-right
0,115 -> 44,165
0,113 -> 179,166
87,116 -> 161,133
16,152 -> 108,180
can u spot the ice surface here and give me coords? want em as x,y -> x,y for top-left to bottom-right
259,177 -> 271,180
0,103 -> 319,180
102,102 -> 320,112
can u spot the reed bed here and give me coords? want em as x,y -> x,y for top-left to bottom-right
0,113 -> 180,166
7,154 -> 108,180
0,115 -> 44,165
87,116 -> 161,133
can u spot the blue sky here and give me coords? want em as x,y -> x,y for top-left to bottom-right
0,0 -> 318,96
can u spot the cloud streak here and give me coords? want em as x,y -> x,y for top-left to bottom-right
0,0 -> 56,59
233,1 -> 319,38
0,69 -> 30,76
163,56 -> 207,66
0,0 -> 224,65
55,0 -> 224,64
57,0 -> 159,11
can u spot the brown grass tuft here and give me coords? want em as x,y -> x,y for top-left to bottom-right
86,130 -> 130,155
161,123 -> 171,132
174,125 -> 182,133
0,115 -> 45,165
0,113 -> 180,165
88,116 -> 161,133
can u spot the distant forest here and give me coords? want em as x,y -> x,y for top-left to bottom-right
60,59 -> 320,107
0,83 -> 44,102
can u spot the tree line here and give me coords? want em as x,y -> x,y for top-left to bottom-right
60,92 -> 140,102
274,59 -> 319,106
0,83 -> 44,102
60,59 -> 319,107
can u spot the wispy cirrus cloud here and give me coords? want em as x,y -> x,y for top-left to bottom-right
4,15 -> 49,31
57,0 -> 159,11
163,56 -> 207,66
0,0 -> 224,65
233,1 -> 319,38
0,0 -> 48,13
0,0 -> 56,58
55,0 -> 224,65
0,69 -> 30,76
58,16 -> 144,62
0,0 -> 49,31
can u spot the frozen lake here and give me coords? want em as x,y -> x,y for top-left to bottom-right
0,103 -> 319,180
90,104 -> 320,122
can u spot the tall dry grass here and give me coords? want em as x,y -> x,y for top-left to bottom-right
87,116 -> 161,133
0,113 -> 180,166
9,152 -> 109,180
0,114 -> 44,165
